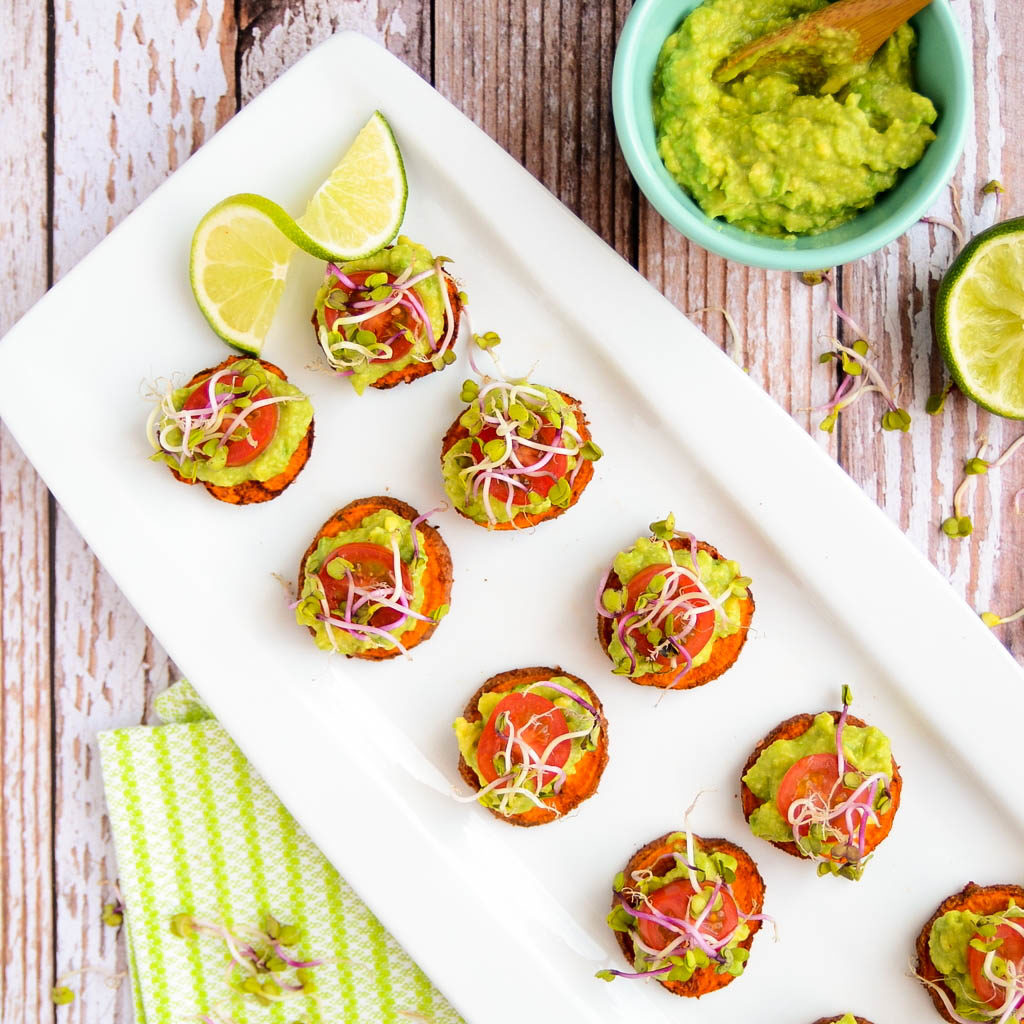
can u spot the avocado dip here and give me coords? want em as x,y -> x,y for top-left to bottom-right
653,0 -> 938,237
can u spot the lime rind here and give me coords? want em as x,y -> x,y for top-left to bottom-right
937,217 -> 1024,420
296,111 -> 407,261
189,112 -> 407,353
189,194 -> 298,355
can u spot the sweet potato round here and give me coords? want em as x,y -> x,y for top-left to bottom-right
456,666 -> 608,826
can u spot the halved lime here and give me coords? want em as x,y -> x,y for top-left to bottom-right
189,194 -> 297,355
295,111 -> 407,261
936,217 -> 1024,419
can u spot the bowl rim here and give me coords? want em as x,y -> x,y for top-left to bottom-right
612,0 -> 971,271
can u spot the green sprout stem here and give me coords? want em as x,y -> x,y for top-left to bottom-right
981,606 -> 1024,629
920,215 -> 965,248
51,965 -> 127,1005
813,338 -> 909,434
944,432 -> 1024,539
687,306 -> 740,351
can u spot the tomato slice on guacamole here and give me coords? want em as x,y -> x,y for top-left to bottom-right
624,563 -> 716,663
318,541 -> 412,630
637,879 -> 739,953
469,423 -> 569,505
775,752 -> 856,841
323,270 -> 423,364
182,372 -> 279,467
968,923 -> 1024,1009
475,691 -> 570,785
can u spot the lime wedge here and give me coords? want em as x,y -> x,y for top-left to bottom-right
936,217 -> 1024,419
294,111 -> 407,261
189,194 -> 297,355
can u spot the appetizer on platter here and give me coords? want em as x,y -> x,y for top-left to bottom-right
147,356 -> 314,505
740,687 -> 901,880
311,236 -> 463,393
294,496 -> 452,658
596,514 -> 753,688
440,340 -> 602,529
599,829 -> 767,996
916,882 -> 1024,1023
453,667 -> 607,826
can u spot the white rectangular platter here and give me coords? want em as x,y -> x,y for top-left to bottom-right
2,31 -> 1023,1024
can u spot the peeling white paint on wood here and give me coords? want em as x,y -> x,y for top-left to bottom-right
52,0 -> 234,273
44,3 -> 236,1022
1,4 -> 52,1024
240,0 -> 430,101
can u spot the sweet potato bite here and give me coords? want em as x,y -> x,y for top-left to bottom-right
596,515 -> 753,689
454,666 -> 608,826
601,830 -> 766,997
295,496 -> 452,659
740,688 -> 901,880
147,356 -> 314,505
916,882 -> 1024,1023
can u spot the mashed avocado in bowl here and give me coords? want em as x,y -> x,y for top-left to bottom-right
612,0 -> 970,269
653,0 -> 937,237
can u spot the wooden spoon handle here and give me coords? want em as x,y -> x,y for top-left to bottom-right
715,0 -> 934,82
812,0 -> 935,61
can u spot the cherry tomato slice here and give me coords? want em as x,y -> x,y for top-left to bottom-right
317,541 -> 412,631
968,923 -> 1024,1009
471,424 -> 568,506
775,752 -> 859,842
182,372 -> 279,467
475,691 -> 570,785
623,562 -> 716,664
636,879 -> 739,953
323,270 -> 422,363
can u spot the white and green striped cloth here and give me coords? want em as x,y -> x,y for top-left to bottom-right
99,681 -> 464,1024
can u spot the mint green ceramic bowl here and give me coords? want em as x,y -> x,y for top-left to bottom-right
612,0 -> 971,271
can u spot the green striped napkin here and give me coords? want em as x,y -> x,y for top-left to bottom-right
99,681 -> 464,1024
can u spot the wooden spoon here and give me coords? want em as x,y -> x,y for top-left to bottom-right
714,0 -> 934,87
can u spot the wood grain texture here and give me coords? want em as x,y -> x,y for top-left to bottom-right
839,0 -> 1024,662
45,4 -> 237,1021
434,0 -> 636,260
1,438 -> 53,1024
1,4 -> 1023,1023
1,4 -> 52,1023
239,0 -> 431,100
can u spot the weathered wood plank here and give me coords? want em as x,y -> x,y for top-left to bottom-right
0,3 -> 52,1023
239,0 -> 432,101
0,432 -> 52,1024
0,450 -> 53,1024
638,211 -> 840,461
434,0 -> 635,260
839,0 -> 1024,662
49,4 -> 236,1020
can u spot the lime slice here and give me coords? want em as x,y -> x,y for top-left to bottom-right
294,111 -> 407,261
190,194 -> 297,354
936,217 -> 1024,419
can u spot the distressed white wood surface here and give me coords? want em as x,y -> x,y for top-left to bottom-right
1,4 -> 52,1024
1,3 -> 1021,1023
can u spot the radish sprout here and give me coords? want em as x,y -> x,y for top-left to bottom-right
943,432 -> 1024,539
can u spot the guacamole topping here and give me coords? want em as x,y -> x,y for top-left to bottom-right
442,373 -> 602,526
598,515 -> 748,680
147,358 -> 313,486
599,832 -> 757,984
743,690 -> 893,879
313,236 -> 457,394
295,509 -> 442,655
925,902 -> 1024,1022
454,676 -> 601,817
653,0 -> 938,236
